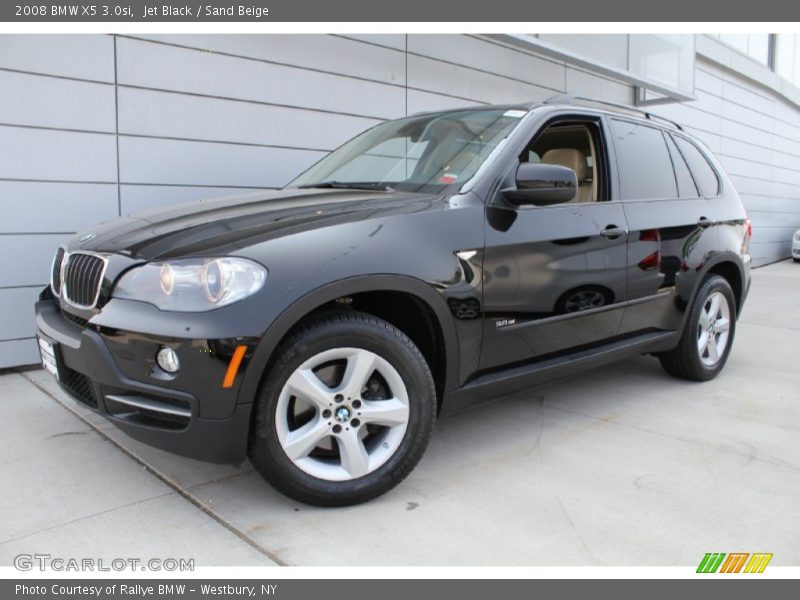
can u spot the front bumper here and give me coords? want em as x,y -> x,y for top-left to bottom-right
35,295 -> 255,464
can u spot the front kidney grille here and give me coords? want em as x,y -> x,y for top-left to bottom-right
51,247 -> 66,295
63,253 -> 106,309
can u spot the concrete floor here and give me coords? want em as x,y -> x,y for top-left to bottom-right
1,260 -> 798,567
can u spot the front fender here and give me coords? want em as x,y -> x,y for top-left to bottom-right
235,274 -> 462,408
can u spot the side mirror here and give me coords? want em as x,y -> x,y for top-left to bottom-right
502,162 -> 577,206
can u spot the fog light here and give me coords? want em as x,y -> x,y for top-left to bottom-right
156,346 -> 180,373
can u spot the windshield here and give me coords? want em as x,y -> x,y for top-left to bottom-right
289,108 -> 528,193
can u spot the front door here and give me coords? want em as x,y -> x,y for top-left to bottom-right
479,116 -> 630,371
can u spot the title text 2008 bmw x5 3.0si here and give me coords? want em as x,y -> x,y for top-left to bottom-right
35,97 -> 751,506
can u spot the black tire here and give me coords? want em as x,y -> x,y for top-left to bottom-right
248,311 -> 436,506
793,258 -> 800,263
659,275 -> 736,381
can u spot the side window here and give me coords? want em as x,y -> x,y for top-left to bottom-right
610,119 -> 677,200
665,134 -> 700,198
672,135 -> 721,197
519,121 -> 605,203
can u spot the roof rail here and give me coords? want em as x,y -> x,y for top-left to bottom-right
542,94 -> 683,131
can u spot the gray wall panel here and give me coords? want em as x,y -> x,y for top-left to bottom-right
407,34 -> 565,92
118,136 -> 324,187
406,89 -> 484,114
0,235 -> 70,287
770,197 -> 800,213
720,136 -> 773,165
339,34 -> 406,52
117,87 -> 379,150
750,240 -> 791,264
0,182 -> 118,232
0,34 -> 114,82
722,81 -> 775,117
720,99 -> 774,132
654,103 -> 723,136
406,53 -> 554,105
133,34 -> 406,86
120,185 -> 269,215
116,37 -> 405,120
0,339 -> 39,369
0,70 -> 115,133
769,180 -> 800,199
0,287 -> 41,340
0,126 -> 117,182
694,68 -> 723,96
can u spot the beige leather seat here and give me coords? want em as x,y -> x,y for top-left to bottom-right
541,148 -> 593,203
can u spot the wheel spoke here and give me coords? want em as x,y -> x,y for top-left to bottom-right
697,330 -> 709,354
699,309 -> 712,329
707,295 -> 722,320
715,317 -> 730,333
286,368 -> 332,409
282,417 -> 329,461
359,398 -> 409,426
339,349 -> 376,398
706,337 -> 720,362
337,429 -> 370,478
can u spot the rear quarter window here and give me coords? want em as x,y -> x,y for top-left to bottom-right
665,134 -> 700,198
610,119 -> 677,200
672,135 -> 721,197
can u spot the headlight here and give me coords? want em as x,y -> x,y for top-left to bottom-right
113,257 -> 267,312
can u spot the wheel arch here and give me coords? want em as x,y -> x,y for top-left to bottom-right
236,275 -> 460,412
701,254 -> 745,316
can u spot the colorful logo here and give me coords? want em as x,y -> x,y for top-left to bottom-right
697,553 -> 773,573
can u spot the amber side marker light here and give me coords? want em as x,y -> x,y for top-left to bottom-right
222,345 -> 248,388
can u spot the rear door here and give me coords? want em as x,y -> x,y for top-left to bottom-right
611,118 -> 719,334
479,115 -> 630,371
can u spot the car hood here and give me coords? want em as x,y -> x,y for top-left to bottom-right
70,188 -> 445,261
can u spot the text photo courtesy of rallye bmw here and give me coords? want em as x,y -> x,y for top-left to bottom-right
35,96 -> 752,506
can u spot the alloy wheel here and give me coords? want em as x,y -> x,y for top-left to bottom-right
275,347 -> 410,481
696,291 -> 731,367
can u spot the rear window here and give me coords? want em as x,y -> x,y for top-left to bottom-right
672,135 -> 721,197
610,119 -> 677,200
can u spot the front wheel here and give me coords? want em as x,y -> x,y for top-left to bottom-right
659,275 -> 736,381
248,311 -> 436,506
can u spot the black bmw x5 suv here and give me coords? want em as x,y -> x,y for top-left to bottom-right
35,98 -> 752,505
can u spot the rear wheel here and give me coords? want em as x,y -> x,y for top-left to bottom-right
659,275 -> 736,381
248,311 -> 436,506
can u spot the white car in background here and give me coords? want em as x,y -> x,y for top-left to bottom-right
794,229 -> 800,262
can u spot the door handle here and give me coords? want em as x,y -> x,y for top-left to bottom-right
697,216 -> 713,228
600,225 -> 627,239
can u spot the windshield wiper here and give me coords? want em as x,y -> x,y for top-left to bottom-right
298,181 -> 394,192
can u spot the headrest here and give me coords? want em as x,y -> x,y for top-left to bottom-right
541,148 -> 587,181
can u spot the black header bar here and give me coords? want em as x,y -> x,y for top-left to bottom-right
2,0 -> 800,22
